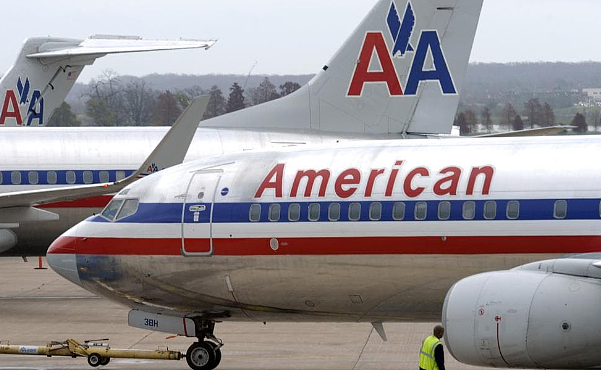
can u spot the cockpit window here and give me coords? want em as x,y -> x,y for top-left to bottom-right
101,199 -> 124,221
116,199 -> 139,221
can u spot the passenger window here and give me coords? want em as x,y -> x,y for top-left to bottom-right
116,199 -> 139,221
28,171 -> 39,185
249,204 -> 261,222
555,200 -> 567,219
369,202 -> 382,221
506,201 -> 520,220
484,201 -> 497,220
415,202 -> 427,221
47,171 -> 57,185
116,171 -> 126,181
348,203 -> 361,221
328,203 -> 341,221
462,201 -> 476,220
99,171 -> 110,183
392,202 -> 405,221
66,171 -> 76,184
101,199 -> 124,221
308,204 -> 320,221
438,201 -> 451,220
288,203 -> 301,222
0,172 -> 3,184
11,171 -> 21,185
83,171 -> 93,184
268,204 -> 281,222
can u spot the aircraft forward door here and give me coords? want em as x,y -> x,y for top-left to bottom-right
181,170 -> 223,256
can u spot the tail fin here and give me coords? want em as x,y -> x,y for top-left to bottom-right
204,0 -> 483,135
0,36 -> 215,127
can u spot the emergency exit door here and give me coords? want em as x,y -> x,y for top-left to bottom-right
181,170 -> 223,256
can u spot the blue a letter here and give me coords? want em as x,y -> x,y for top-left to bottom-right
26,91 -> 44,126
405,31 -> 456,95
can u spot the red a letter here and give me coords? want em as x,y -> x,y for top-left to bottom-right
434,167 -> 462,196
0,91 -> 23,125
347,33 -> 403,97
335,169 -> 361,199
255,163 -> 285,198
403,167 -> 429,198
467,166 -> 494,195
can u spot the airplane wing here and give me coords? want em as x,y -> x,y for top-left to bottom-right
476,126 -> 575,138
0,95 -> 208,209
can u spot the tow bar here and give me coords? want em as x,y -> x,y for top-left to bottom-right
0,338 -> 182,367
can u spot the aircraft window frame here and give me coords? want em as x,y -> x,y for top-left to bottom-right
438,201 -> 451,221
28,171 -> 39,185
462,201 -> 476,220
308,203 -> 320,222
328,203 -> 341,221
415,202 -> 428,221
101,199 -> 125,221
392,202 -> 405,221
83,171 -> 93,184
369,202 -> 382,221
0,172 -> 3,184
268,204 -> 281,222
99,171 -> 110,183
66,170 -> 76,184
47,171 -> 57,185
555,200 -> 568,219
116,171 -> 126,181
484,201 -> 497,220
288,203 -> 301,222
115,199 -> 140,221
11,171 -> 21,185
506,201 -> 520,220
249,204 -> 261,222
348,203 -> 361,221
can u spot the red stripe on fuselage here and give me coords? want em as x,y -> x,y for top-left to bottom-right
38,195 -> 113,209
47,235 -> 601,256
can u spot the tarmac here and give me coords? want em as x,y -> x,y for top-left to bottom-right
0,257 -> 488,370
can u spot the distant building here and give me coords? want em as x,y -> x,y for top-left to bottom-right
582,88 -> 601,106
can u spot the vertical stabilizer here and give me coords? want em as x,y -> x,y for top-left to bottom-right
204,0 -> 483,136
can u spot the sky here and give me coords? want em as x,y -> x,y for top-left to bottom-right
1,0 -> 601,83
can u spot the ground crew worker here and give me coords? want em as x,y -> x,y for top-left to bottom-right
419,325 -> 446,370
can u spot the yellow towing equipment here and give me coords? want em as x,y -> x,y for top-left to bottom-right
0,338 -> 182,367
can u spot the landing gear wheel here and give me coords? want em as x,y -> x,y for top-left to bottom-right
99,357 -> 111,366
186,341 -> 217,370
206,341 -> 222,368
87,353 -> 102,367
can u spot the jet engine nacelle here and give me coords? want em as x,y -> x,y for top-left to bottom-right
442,270 -> 601,369
0,229 -> 17,253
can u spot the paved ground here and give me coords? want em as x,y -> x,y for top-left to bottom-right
0,257 -> 488,370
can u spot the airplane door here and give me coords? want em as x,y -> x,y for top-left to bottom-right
181,170 -> 223,256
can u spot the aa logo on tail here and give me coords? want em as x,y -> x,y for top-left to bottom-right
0,77 -> 45,126
348,0 -> 456,97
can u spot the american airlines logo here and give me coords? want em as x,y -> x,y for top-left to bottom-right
0,77 -> 45,126
348,0 -> 456,97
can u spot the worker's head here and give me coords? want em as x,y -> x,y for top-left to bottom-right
433,325 -> 445,339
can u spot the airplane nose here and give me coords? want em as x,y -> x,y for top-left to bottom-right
47,232 -> 82,287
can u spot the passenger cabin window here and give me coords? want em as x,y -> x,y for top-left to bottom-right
555,200 -> 568,219
28,171 -> 38,185
308,204 -> 320,222
328,203 -> 341,221
288,203 -> 301,222
415,202 -> 427,221
348,203 -> 361,221
268,204 -> 281,222
99,171 -> 110,183
11,171 -> 21,185
392,202 -> 405,221
249,204 -> 261,222
484,201 -> 497,220
369,202 -> 382,221
83,171 -> 93,184
116,199 -> 139,221
47,171 -> 57,185
438,202 -> 451,220
116,171 -> 126,181
463,201 -> 476,220
66,171 -> 76,184
101,199 -> 124,221
0,172 -> 3,184
506,201 -> 520,220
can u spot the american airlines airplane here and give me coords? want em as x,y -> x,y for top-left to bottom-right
47,135 -> 601,370
0,0 -> 483,256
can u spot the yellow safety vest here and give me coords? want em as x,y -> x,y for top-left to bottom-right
419,335 -> 441,370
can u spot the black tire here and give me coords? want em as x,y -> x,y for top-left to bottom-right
206,341 -> 222,368
87,353 -> 102,367
186,341 -> 216,370
99,357 -> 111,366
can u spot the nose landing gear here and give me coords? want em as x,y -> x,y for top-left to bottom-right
185,320 -> 223,370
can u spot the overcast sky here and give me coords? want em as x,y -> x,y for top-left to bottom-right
2,0 -> 601,82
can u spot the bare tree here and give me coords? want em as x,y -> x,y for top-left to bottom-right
123,81 -> 156,126
481,107 -> 492,133
501,103 -> 517,131
524,98 -> 543,128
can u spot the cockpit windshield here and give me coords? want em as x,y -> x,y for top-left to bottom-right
116,199 -> 139,221
100,198 -> 139,222
101,199 -> 124,221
